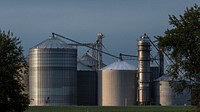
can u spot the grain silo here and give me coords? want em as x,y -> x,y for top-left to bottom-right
138,34 -> 151,105
29,36 -> 77,106
98,60 -> 137,106
77,62 -> 97,105
154,74 -> 191,105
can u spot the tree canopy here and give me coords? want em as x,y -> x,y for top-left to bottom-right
0,31 -> 30,112
157,4 -> 200,106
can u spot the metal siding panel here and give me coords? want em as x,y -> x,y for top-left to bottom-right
150,67 -> 160,104
98,70 -> 137,106
77,71 -> 97,105
154,81 -> 191,106
29,48 -> 77,106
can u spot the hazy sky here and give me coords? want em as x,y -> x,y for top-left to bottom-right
0,0 -> 199,65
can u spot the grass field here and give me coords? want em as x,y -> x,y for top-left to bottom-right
25,106 -> 195,112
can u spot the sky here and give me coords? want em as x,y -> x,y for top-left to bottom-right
0,0 -> 199,65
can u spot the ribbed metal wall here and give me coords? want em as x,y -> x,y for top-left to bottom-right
138,34 -> 151,105
98,70 -> 137,106
154,80 -> 191,105
150,66 -> 160,104
150,66 -> 160,81
77,71 -> 97,105
29,38 -> 77,106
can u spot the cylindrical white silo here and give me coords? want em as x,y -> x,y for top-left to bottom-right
29,36 -> 77,106
98,60 -> 137,106
154,75 -> 191,105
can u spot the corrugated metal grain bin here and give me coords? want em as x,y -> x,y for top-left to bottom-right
154,75 -> 191,105
98,60 -> 137,106
29,36 -> 77,106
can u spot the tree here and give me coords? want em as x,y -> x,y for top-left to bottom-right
0,31 -> 30,112
157,4 -> 200,106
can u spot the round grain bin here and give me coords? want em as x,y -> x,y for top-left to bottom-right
98,60 -> 137,106
29,36 -> 77,106
154,75 -> 191,105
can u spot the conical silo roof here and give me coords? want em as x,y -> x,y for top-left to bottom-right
101,60 -> 137,70
32,36 -> 71,49
154,74 -> 172,81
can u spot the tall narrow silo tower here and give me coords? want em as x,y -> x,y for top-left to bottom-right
138,34 -> 151,105
97,33 -> 103,69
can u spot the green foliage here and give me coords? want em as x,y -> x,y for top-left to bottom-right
0,31 -> 30,112
157,4 -> 200,106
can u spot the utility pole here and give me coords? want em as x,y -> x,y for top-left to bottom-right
159,49 -> 164,76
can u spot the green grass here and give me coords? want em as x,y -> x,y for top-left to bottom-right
25,106 -> 194,112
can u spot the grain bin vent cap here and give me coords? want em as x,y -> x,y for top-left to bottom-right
101,60 -> 137,70
31,36 -> 72,49
139,33 -> 150,41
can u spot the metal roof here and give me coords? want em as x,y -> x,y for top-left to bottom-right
154,74 -> 172,81
101,60 -> 137,70
77,62 -> 95,71
31,36 -> 71,49
154,74 -> 191,82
